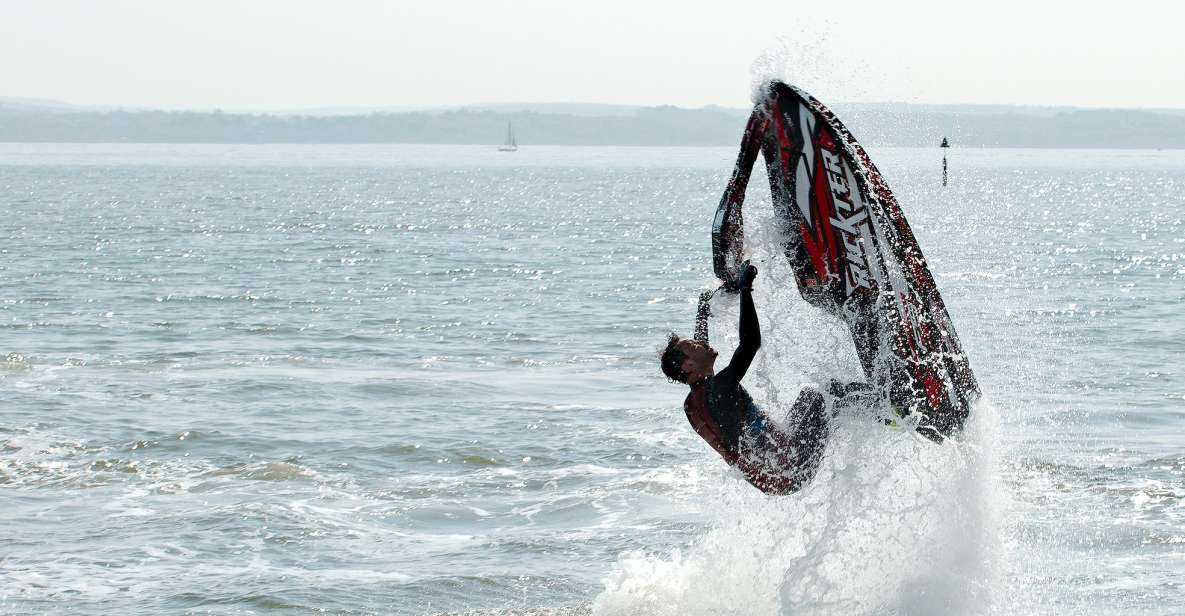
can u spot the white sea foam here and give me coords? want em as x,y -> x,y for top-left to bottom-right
592,402 -> 999,616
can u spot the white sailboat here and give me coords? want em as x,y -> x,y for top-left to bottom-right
498,121 -> 518,152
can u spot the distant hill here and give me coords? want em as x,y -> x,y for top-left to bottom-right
448,102 -> 661,117
2,98 -> 1184,148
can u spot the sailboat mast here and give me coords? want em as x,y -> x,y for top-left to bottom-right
499,120 -> 518,151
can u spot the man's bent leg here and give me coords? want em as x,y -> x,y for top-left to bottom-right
786,387 -> 830,486
739,388 -> 832,494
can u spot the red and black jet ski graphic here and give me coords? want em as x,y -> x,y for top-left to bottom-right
713,81 -> 979,442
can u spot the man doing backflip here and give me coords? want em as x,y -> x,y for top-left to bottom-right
660,264 -> 866,494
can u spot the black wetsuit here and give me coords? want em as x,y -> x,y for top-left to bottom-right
683,287 -> 841,494
702,286 -> 761,452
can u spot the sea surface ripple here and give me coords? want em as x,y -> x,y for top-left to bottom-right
1,144 -> 1182,615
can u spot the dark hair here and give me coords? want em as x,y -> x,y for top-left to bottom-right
660,332 -> 689,383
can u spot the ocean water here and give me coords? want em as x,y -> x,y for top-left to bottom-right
1,143 -> 1182,615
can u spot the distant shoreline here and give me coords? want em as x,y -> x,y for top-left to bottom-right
3,142 -> 1184,150
3,103 -> 1185,148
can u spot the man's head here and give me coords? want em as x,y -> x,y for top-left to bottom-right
660,333 -> 718,385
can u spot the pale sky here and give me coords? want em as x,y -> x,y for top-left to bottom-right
3,0 -> 1184,111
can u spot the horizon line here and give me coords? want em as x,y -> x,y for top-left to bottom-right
6,96 -> 1185,116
